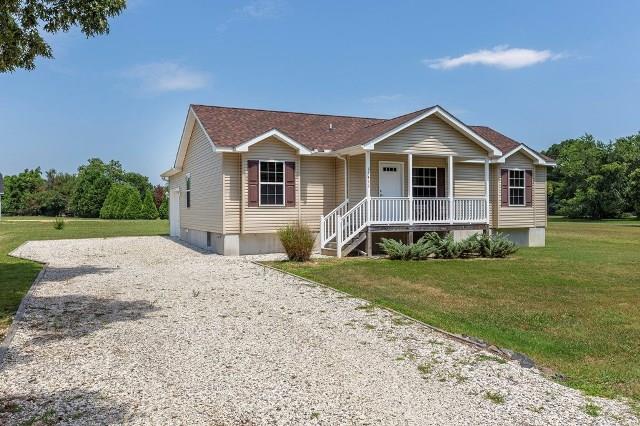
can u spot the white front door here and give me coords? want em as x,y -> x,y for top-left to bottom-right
378,161 -> 404,197
169,188 -> 180,237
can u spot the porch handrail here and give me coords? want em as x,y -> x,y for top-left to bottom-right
320,198 -> 349,247
453,198 -> 487,223
336,198 -> 368,257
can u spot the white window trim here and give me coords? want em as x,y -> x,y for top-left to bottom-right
508,169 -> 526,207
185,173 -> 192,208
258,160 -> 286,207
412,166 -> 438,198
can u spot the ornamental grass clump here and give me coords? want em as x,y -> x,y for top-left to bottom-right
53,217 -> 65,230
278,223 -> 315,262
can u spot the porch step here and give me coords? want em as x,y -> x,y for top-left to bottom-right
341,232 -> 367,257
320,233 -> 367,257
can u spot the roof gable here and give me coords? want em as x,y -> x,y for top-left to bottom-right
357,106 -> 502,156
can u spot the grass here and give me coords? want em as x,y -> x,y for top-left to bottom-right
0,216 -> 168,338
484,391 -> 506,404
584,402 -> 602,417
266,219 -> 640,402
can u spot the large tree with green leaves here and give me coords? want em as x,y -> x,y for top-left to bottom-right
70,158 -> 124,217
1,0 -> 126,72
1,167 -> 45,214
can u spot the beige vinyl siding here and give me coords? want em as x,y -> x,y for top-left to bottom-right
241,137 -> 300,233
453,163 -> 485,198
498,151 -> 536,228
335,157 -> 346,205
300,156 -> 336,231
169,122 -> 223,233
534,166 -> 547,227
223,153 -> 241,233
375,115 -> 487,157
347,154 -> 365,204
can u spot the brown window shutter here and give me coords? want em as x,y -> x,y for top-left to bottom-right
436,168 -> 445,197
285,161 -> 296,207
248,160 -> 259,207
525,169 -> 533,207
501,169 -> 509,207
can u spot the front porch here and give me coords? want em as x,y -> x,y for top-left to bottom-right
320,151 -> 492,257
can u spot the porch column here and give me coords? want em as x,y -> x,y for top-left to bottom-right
408,153 -> 413,225
448,155 -> 454,224
365,150 -> 371,224
484,159 -> 490,224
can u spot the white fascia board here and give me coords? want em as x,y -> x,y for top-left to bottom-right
160,167 -> 181,178
173,107 -> 218,169
234,129 -> 312,155
361,106 -> 502,157
497,144 -> 554,166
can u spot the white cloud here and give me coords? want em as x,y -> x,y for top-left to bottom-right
240,0 -> 283,18
124,62 -> 209,92
362,94 -> 405,104
425,46 -> 562,70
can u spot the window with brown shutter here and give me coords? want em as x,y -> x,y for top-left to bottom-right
259,160 -> 285,206
501,169 -> 509,207
285,161 -> 295,207
247,160 -> 259,207
436,168 -> 445,197
508,169 -> 525,206
525,169 -> 533,207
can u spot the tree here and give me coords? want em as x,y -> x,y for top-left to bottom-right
158,196 -> 168,220
1,0 -> 126,72
628,169 -> 640,217
121,187 -> 142,219
123,172 -> 152,199
24,190 -> 66,216
70,158 -> 124,217
558,162 -> 628,219
153,184 -> 166,209
1,168 -> 45,214
140,190 -> 159,219
100,183 -> 129,219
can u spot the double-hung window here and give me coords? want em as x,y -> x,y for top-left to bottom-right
412,167 -> 437,197
508,169 -> 525,206
185,174 -> 192,208
259,161 -> 285,206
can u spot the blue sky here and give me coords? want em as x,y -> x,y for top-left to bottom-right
1,0 -> 639,183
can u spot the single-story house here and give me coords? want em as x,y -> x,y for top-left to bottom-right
161,104 -> 555,256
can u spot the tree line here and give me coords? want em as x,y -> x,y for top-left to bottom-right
544,133 -> 640,219
1,158 -> 168,220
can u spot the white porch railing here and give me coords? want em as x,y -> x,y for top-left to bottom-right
370,197 -> 410,224
336,198 -> 368,257
322,197 -> 488,254
412,198 -> 451,223
320,199 -> 349,247
453,198 -> 487,223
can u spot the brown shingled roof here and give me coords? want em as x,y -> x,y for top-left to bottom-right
190,104 -> 550,160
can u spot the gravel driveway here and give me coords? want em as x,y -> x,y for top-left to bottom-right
1,237 -> 636,425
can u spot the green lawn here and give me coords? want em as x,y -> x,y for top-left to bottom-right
267,219 -> 640,402
0,216 -> 168,338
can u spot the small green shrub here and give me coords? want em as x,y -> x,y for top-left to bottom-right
158,196 -> 169,219
378,237 -> 435,260
421,232 -> 462,259
475,232 -> 518,258
278,223 -> 315,261
378,238 -> 412,260
53,217 -> 65,230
